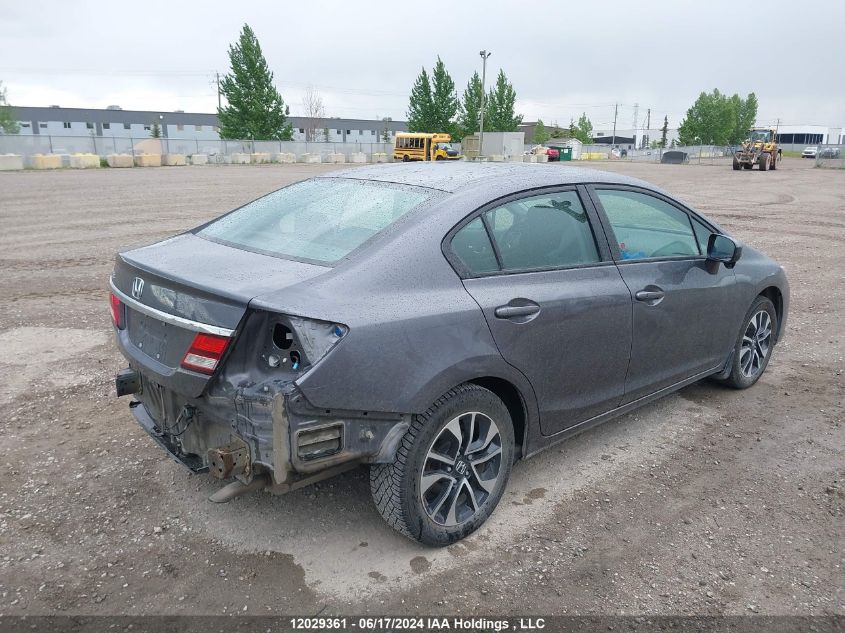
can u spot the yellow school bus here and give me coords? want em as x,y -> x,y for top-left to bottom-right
393,133 -> 460,162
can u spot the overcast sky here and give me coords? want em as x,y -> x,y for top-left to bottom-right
1,0 -> 842,130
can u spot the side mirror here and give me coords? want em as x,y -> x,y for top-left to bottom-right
707,234 -> 742,267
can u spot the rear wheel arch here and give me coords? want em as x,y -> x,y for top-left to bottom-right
468,376 -> 527,456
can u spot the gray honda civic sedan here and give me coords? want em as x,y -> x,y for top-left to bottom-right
110,162 -> 789,545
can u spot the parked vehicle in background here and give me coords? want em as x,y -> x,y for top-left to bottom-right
802,146 -> 818,159
394,132 -> 459,162
110,163 -> 789,546
546,147 -> 560,161
818,147 -> 840,158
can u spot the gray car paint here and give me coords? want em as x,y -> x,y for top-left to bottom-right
112,162 -> 789,482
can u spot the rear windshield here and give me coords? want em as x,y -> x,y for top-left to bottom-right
196,178 -> 432,264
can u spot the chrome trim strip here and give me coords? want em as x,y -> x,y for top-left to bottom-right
109,280 -> 235,337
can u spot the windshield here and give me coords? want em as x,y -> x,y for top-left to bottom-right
749,130 -> 772,142
196,179 -> 432,264
435,143 -> 453,150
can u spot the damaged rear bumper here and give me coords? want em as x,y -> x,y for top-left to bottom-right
119,366 -> 410,490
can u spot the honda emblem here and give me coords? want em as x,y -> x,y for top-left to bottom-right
132,277 -> 145,300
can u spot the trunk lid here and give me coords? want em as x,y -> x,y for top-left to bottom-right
112,233 -> 327,394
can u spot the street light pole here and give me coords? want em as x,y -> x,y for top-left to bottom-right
478,50 -> 491,159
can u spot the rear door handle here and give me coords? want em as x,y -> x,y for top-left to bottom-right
494,302 -> 541,320
634,288 -> 665,303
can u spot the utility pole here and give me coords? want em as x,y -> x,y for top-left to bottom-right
632,103 -> 639,148
478,50 -> 491,159
644,108 -> 651,149
611,103 -> 618,148
215,72 -> 222,111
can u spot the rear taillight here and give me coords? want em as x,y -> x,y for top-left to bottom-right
181,333 -> 231,375
110,292 -> 124,330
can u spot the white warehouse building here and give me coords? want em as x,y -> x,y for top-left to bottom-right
8,105 -> 409,143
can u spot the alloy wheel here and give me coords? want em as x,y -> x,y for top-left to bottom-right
740,310 -> 772,378
420,412 -> 503,527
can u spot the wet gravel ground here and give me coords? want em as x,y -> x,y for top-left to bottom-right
0,159 -> 841,617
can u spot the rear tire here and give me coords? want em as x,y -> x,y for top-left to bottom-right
716,296 -> 777,389
770,153 -> 777,170
402,155 -> 409,162
759,153 -> 769,171
370,384 -> 515,546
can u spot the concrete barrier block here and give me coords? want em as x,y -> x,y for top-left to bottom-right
524,155 -> 538,163
250,152 -> 271,164
189,154 -> 208,166
349,152 -> 367,163
372,152 -> 388,163
507,154 -> 523,162
489,154 -> 505,162
134,154 -> 162,167
299,153 -> 322,163
68,153 -> 99,169
327,153 -> 346,164
107,154 -> 134,168
231,152 -> 250,164
275,152 -> 295,163
0,154 -> 24,171
537,153 -> 549,163
31,154 -> 63,169
162,153 -> 187,166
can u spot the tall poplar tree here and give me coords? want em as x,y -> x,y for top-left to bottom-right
484,70 -> 522,132
218,24 -> 293,140
457,71 -> 483,140
406,67 -> 436,132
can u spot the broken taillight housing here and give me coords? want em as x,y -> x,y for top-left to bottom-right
181,333 -> 231,375
109,292 -> 124,330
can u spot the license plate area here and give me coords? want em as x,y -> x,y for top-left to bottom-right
127,309 -> 169,362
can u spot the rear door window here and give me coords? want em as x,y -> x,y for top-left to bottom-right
484,191 -> 600,271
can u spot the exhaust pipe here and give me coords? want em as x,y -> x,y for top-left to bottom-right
208,473 -> 270,503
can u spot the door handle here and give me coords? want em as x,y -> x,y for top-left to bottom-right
494,303 -> 541,320
634,288 -> 665,303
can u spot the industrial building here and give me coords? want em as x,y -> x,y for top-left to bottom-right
9,105 -> 408,143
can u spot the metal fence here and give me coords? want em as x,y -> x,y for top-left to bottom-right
0,134 -> 396,164
815,144 -> 845,168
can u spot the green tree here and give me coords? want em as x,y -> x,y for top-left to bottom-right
677,89 -> 735,145
457,71 -> 483,140
218,24 -> 293,140
430,57 -> 458,136
532,119 -> 550,144
571,112 -> 594,144
484,70 -> 522,132
407,67 -> 436,132
381,117 -> 392,143
150,122 -> 161,138
0,81 -> 20,134
731,92 -> 758,143
660,115 -> 669,148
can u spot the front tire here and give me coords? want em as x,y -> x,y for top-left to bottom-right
718,296 -> 777,389
370,384 -> 515,546
733,157 -> 741,170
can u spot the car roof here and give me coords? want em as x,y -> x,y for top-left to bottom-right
321,162 -> 654,195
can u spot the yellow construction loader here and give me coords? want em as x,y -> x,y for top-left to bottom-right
733,128 -> 781,171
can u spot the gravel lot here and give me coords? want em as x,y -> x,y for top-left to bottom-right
0,159 -> 841,617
